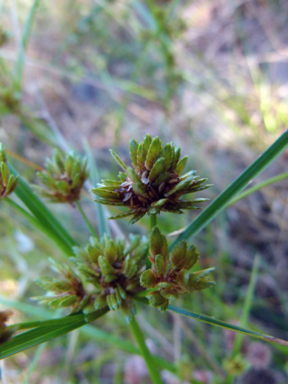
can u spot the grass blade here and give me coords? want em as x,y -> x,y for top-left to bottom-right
83,139 -> 110,237
168,305 -> 288,347
129,315 -> 163,384
8,163 -> 77,252
227,171 -> 288,206
169,130 -> 288,250
0,308 -> 109,360
10,313 -> 87,331
75,200 -> 98,238
0,297 -> 176,372
14,0 -> 40,92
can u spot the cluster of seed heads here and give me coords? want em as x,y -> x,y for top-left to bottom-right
36,234 -> 148,317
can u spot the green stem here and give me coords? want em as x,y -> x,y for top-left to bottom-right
83,139 -> 111,237
14,0 -> 41,92
75,200 -> 98,238
3,198 -> 72,256
22,343 -> 46,384
232,255 -> 260,355
227,171 -> 288,207
226,375 -> 234,384
150,214 -> 157,230
129,315 -> 163,384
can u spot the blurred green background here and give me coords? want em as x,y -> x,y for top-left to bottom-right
1,0 -> 288,383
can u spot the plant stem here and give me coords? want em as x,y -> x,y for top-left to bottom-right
129,315 -> 163,384
75,200 -> 98,238
150,214 -> 157,230
232,255 -> 260,355
83,139 -> 111,237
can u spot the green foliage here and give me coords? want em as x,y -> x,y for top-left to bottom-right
141,227 -> 214,311
0,143 -> 18,199
34,149 -> 89,203
92,135 -> 211,224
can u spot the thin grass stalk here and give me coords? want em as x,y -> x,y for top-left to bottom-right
83,139 -> 110,237
22,343 -> 46,384
14,0 -> 40,91
75,200 -> 98,238
129,315 -> 163,384
232,255 -> 260,355
168,305 -> 288,346
227,172 -> 288,206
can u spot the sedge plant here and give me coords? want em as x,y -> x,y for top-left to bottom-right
0,132 -> 288,384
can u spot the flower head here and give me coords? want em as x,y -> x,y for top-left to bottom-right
140,227 -> 214,311
0,143 -> 18,199
92,135 -> 211,224
36,234 -> 148,316
34,149 -> 89,204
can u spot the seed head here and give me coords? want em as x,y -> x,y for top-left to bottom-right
36,234 -> 148,317
91,135 -> 211,224
0,88 -> 21,114
140,227 -> 215,311
34,149 -> 89,204
0,143 -> 18,199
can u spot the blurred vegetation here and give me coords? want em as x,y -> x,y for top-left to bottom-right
1,0 -> 288,383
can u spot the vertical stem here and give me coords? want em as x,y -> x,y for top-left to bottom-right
129,315 -> 163,384
150,214 -> 157,231
75,200 -> 98,238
